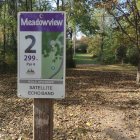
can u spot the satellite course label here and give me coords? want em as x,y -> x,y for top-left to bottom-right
17,12 -> 66,98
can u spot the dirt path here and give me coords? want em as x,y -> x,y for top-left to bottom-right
0,65 -> 140,140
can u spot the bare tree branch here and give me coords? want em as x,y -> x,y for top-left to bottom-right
108,10 -> 136,45
115,6 -> 135,27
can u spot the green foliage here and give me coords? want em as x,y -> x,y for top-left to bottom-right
0,0 -> 54,72
126,47 -> 139,66
103,54 -> 116,64
76,43 -> 88,53
34,0 -> 53,11
67,0 -> 99,36
116,45 -> 127,63
0,0 -> 139,72
87,35 -> 102,57
74,53 -> 96,64
103,34 -> 114,64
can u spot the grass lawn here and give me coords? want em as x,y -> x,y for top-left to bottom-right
77,64 -> 137,74
73,53 -> 96,64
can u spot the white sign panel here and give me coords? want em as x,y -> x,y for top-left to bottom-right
17,12 -> 66,98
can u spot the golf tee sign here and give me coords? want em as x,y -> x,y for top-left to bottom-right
17,12 -> 66,98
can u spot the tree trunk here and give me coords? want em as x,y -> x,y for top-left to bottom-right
31,0 -> 32,11
136,59 -> 140,84
136,13 -> 140,84
57,0 -> 59,10
26,0 -> 28,11
62,0 -> 64,10
99,35 -> 104,64
3,0 -> 6,63
121,59 -> 124,65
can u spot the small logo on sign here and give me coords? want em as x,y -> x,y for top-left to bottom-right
26,69 -> 35,74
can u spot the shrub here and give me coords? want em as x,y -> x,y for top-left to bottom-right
75,43 -> 88,53
116,45 -> 127,63
126,47 -> 139,66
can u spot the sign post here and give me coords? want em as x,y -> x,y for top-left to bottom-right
17,12 -> 66,140
34,99 -> 53,140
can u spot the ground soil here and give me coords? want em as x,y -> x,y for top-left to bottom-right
0,65 -> 140,140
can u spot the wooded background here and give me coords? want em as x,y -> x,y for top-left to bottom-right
0,0 -> 140,82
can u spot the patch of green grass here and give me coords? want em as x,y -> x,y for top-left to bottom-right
89,64 -> 136,71
76,64 -> 137,74
73,53 -> 137,74
73,53 -> 96,64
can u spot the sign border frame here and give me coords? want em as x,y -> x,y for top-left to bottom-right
17,11 -> 66,99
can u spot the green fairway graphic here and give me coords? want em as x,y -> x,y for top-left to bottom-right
42,32 -> 64,79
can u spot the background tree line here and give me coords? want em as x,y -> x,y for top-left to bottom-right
0,0 -> 140,83
72,0 -> 140,83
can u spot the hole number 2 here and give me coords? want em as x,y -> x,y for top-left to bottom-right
25,35 -> 36,53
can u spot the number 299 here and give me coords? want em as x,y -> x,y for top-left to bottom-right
24,55 -> 36,61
